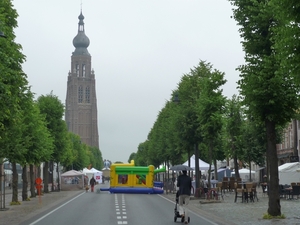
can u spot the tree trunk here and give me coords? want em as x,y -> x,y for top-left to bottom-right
37,165 -> 41,178
167,160 -> 170,191
0,158 -> 3,209
207,140 -> 213,189
293,119 -> 298,156
266,120 -> 281,216
22,165 -> 28,201
56,162 -> 60,191
234,155 -> 239,178
232,139 -> 240,178
30,164 -> 36,198
50,161 -> 54,192
11,163 -> 18,203
194,143 -> 200,190
249,158 -> 252,181
213,159 -> 217,181
43,161 -> 49,193
188,150 -> 191,177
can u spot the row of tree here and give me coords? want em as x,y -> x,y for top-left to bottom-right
128,61 -> 267,189
129,0 -> 300,217
0,0 -> 103,205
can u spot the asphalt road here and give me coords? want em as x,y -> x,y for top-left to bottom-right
19,191 -> 219,225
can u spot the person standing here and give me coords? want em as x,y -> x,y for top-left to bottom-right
177,170 -> 192,224
89,176 -> 96,192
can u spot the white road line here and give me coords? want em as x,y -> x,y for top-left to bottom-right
28,192 -> 86,225
116,194 -> 127,225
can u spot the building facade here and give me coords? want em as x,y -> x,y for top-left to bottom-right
65,11 -> 99,148
277,120 -> 299,165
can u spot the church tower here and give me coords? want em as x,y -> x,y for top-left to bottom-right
65,11 -> 99,149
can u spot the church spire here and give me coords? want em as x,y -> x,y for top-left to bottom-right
72,10 -> 90,55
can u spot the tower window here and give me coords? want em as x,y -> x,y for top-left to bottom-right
78,86 -> 83,103
85,86 -> 90,103
79,25 -> 84,32
76,64 -> 80,77
82,64 -> 86,77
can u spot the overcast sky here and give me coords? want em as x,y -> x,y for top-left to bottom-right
13,0 -> 244,163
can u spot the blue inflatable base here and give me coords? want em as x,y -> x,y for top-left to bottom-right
100,187 -> 164,194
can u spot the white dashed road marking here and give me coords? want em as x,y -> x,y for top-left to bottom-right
115,194 -> 128,224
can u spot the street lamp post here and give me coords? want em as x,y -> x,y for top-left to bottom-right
173,92 -> 200,193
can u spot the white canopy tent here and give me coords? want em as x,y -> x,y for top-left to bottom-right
82,167 -> 94,181
82,167 -> 103,183
82,167 -> 93,174
183,155 -> 214,170
90,168 -> 102,173
278,162 -> 300,185
60,170 -> 84,190
231,168 -> 256,181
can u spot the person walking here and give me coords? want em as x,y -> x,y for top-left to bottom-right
177,170 -> 192,224
89,176 -> 96,192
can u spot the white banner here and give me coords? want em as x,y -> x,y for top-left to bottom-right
94,172 -> 103,184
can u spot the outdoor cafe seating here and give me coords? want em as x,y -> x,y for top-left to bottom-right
280,184 -> 290,199
234,182 -> 244,203
216,182 -> 224,200
292,185 -> 300,199
279,183 -> 300,200
244,182 -> 254,202
228,177 -> 235,192
222,180 -> 229,193
251,182 -> 259,201
234,181 -> 259,203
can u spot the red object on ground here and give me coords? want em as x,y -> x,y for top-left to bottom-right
35,177 -> 42,185
35,178 -> 43,197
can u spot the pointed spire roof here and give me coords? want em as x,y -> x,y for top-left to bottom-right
72,11 -> 90,55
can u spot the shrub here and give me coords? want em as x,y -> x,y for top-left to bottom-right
263,213 -> 286,219
10,201 -> 21,205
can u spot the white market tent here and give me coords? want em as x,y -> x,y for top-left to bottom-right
61,170 -> 84,190
91,168 -> 103,183
278,162 -> 300,185
183,155 -> 214,170
231,168 -> 256,181
82,167 -> 103,183
90,168 -> 102,173
61,170 -> 84,176
82,167 -> 94,181
82,167 -> 93,174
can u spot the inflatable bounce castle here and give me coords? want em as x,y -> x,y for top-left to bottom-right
100,160 -> 165,194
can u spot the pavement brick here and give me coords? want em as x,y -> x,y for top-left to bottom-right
163,189 -> 300,225
0,188 -> 83,225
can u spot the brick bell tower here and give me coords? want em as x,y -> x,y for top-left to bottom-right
65,11 -> 99,148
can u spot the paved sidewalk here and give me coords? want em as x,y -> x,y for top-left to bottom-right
0,187 -> 83,225
163,189 -> 300,225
